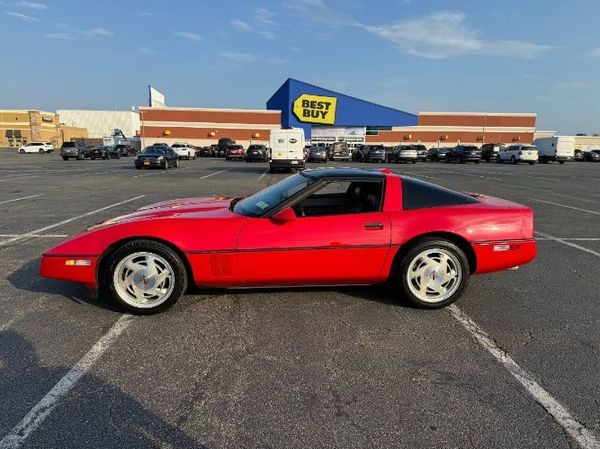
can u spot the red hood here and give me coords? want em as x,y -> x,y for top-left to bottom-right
87,197 -> 234,230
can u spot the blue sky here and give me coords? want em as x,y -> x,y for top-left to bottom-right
1,0 -> 599,133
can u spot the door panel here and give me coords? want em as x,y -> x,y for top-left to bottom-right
236,212 -> 391,285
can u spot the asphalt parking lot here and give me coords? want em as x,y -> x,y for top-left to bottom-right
0,151 -> 599,449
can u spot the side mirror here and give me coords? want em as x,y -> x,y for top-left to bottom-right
271,207 -> 297,223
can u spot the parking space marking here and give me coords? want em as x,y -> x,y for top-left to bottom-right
529,199 -> 600,216
0,315 -> 135,449
535,231 -> 600,258
200,168 -> 230,179
0,194 -> 44,205
0,195 -> 146,247
447,305 -> 600,449
0,234 -> 68,238
0,175 -> 37,183
258,169 -> 268,180
535,237 -> 600,241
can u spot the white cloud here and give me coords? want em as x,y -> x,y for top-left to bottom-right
45,32 -> 73,39
140,47 -> 154,55
230,18 -> 254,32
362,11 -> 552,59
219,51 -> 258,63
16,1 -> 46,10
81,27 -> 114,38
283,0 -> 355,26
586,47 -> 600,58
6,10 -> 38,21
254,8 -> 275,25
173,31 -> 203,42
259,30 -> 275,39
140,11 -> 156,17
555,81 -> 589,91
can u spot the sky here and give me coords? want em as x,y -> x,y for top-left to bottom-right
1,0 -> 599,134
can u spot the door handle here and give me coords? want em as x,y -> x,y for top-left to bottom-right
364,222 -> 384,230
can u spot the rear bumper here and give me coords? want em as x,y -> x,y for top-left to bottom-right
270,159 -> 305,169
472,239 -> 536,274
40,255 -> 98,288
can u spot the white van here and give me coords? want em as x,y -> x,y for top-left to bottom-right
269,128 -> 305,173
533,136 -> 575,164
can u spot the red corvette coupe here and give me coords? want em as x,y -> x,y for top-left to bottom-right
40,168 -> 536,314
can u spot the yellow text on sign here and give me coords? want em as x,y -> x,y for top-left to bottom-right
293,94 -> 337,125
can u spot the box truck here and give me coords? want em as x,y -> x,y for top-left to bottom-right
269,128 -> 306,173
533,136 -> 575,164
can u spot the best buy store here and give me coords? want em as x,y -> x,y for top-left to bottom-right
139,78 -> 537,148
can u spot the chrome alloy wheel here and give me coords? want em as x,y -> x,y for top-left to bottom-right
406,248 -> 462,303
113,252 -> 175,308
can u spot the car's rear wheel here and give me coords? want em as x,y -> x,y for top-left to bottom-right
19,149 -> 25,154
394,238 -> 469,309
496,156 -> 502,163
39,148 -> 44,153
104,240 -> 187,314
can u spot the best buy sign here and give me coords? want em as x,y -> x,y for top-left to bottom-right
293,94 -> 337,125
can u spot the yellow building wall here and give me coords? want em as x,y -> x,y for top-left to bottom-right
0,110 -> 87,147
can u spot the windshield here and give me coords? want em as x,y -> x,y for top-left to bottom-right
233,173 -> 315,217
142,147 -> 166,155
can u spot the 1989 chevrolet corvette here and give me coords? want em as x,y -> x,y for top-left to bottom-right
40,168 -> 536,314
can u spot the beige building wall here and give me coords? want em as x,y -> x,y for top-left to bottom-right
0,109 -> 88,148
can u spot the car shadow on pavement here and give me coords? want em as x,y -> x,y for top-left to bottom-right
6,259 -> 122,312
0,329 -> 209,448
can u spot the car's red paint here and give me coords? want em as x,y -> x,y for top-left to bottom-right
40,171 -> 536,291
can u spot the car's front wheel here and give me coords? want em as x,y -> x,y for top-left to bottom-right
394,238 -> 469,309
104,240 -> 188,314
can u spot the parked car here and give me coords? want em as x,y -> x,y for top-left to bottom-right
113,144 -> 137,157
18,142 -> 51,154
480,143 -> 505,162
153,142 -> 170,148
88,146 -> 115,160
171,142 -> 196,160
497,144 -> 538,165
429,147 -> 450,162
217,137 -> 236,157
331,142 -> 351,161
446,145 -> 481,163
389,145 -> 418,163
245,144 -> 269,162
534,136 -> 575,164
307,146 -> 328,162
44,142 -> 54,152
583,149 -> 600,162
351,145 -> 368,162
134,146 -> 179,169
574,149 -> 584,162
364,145 -> 387,163
225,144 -> 245,160
40,167 -> 537,314
198,146 -> 216,157
413,144 -> 428,162
60,141 -> 85,160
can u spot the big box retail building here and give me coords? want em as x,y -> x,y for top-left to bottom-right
139,78 -> 537,148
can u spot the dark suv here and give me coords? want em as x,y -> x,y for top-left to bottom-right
245,144 -> 269,162
60,141 -> 85,160
114,144 -> 137,157
480,143 -> 505,162
446,145 -> 481,163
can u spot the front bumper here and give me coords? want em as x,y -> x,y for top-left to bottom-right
135,159 -> 164,168
40,255 -> 99,288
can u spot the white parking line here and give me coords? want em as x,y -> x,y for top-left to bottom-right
529,199 -> 600,216
0,315 -> 134,449
200,168 -> 230,179
0,234 -> 68,238
535,237 -> 600,241
0,194 -> 44,205
535,231 -> 600,258
258,169 -> 268,181
0,175 -> 37,183
0,195 -> 146,247
447,305 -> 600,449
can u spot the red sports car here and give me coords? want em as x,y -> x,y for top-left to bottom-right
40,168 -> 536,314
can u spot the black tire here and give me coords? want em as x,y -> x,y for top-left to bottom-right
269,166 -> 276,173
91,157 -> 95,160
393,238 -> 470,309
511,156 -> 517,164
164,160 -> 169,169
412,160 -> 416,164
39,149 -> 44,153
174,158 -> 179,168
475,160 -> 480,164
19,149 -> 25,154
496,156 -> 502,163
528,161 -> 534,165
62,156 -> 68,161
103,239 -> 188,314
559,160 -> 565,165
135,165 -> 142,170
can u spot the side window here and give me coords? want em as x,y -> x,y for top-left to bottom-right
295,180 -> 383,217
